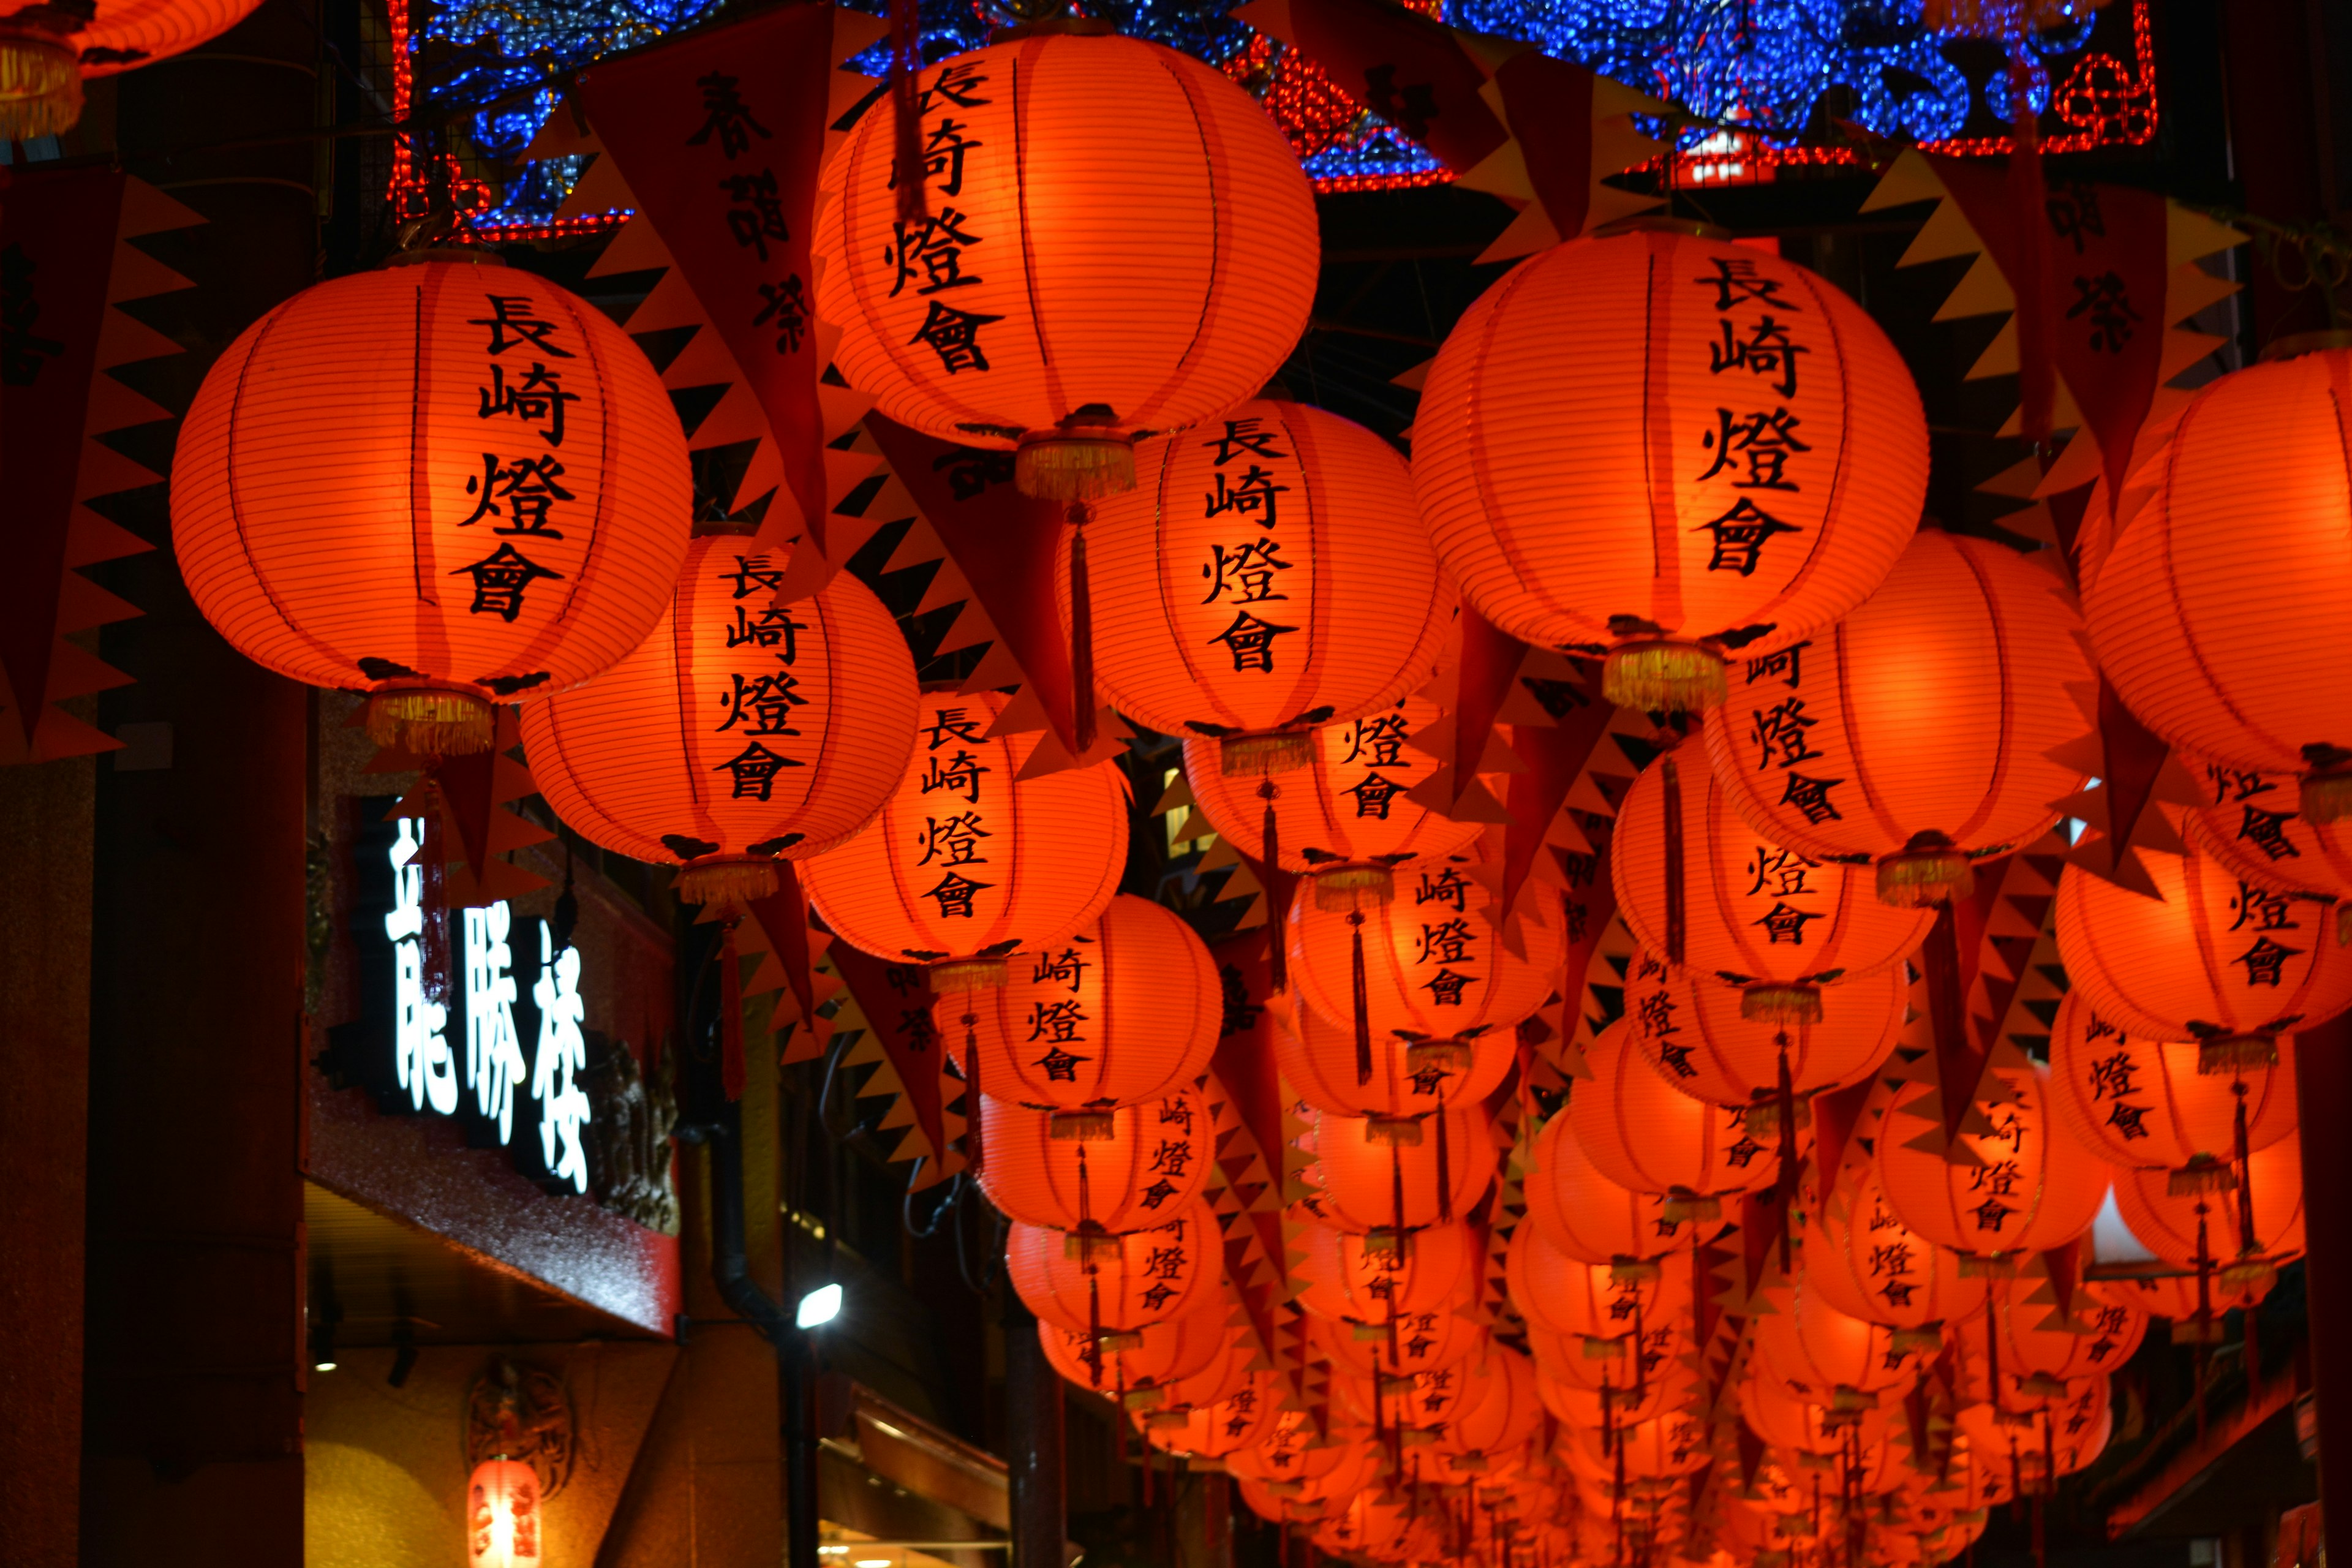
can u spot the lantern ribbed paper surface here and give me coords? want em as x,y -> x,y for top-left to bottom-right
1181,695 -> 1485,872
2047,989 -> 2297,1172
2177,748 -> 2352,897
2087,349 -> 2352,778
814,34 -> 1316,469
1276,1002 -> 1515,1118
1948,1285 -> 2147,1393
1308,1104 -> 1496,1233
1522,1105 -> 1695,1264
1005,1199 -> 1217,1334
974,1085 -> 1211,1232
951,893 -> 1218,1110
522,537 -> 917,878
1506,1219 -> 1687,1342
2113,1131 -> 2306,1272
1063,399 -> 1450,736
802,691 -> 1128,967
1623,950 -> 1908,1107
1700,530 -> 2089,892
2054,852 -> 2352,1044
1288,850 -> 1565,1045
1564,1412 -> 1711,1482
1141,1370 -> 1284,1458
1311,1309 -> 1488,1381
1292,1219 -> 1477,1324
1875,1059 -> 2108,1257
1435,1347 -> 1542,1460
1038,1303 -> 1231,1393
1752,1277 -> 1925,1406
1954,1379 -> 2111,1479
1569,1019 -> 1787,1205
466,1458 -> 543,1566
1614,756 -> 1932,1005
1411,228 -> 1924,702
1739,1378 -> 1892,1458
173,260 -> 692,733
1805,1166 -> 1985,1333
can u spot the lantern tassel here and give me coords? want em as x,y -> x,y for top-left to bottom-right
420,779 -> 452,1019
965,1033 -> 984,1176
2234,1077 -> 2261,1253
0,31 -> 81,141
889,0 -> 925,229
1261,780 -> 1289,992
1068,501 -> 1097,752
2194,1201 -> 2212,1446
721,916 -> 747,1101
1662,755 -> 1687,967
1350,911 -> 1373,1085
1436,1111 -> 1453,1223
1776,1034 -> 1798,1275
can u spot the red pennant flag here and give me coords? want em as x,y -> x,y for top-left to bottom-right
830,943 -> 956,1177
573,5 -> 841,556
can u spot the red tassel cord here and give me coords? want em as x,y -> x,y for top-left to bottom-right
1261,780 -> 1289,992
721,915 -> 747,1101
963,1024 -> 984,1177
1661,756 -> 1686,965
1435,1112 -> 1453,1223
1069,501 -> 1097,752
1350,911 -> 1372,1084
420,774 -> 451,1015
1776,1034 -> 1798,1274
889,0 -> 925,228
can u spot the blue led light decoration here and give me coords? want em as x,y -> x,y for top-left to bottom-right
409,0 -> 2146,231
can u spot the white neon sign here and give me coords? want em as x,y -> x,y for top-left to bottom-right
385,820 -> 592,1194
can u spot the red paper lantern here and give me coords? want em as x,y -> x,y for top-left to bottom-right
1303,1104 -> 1496,1234
521,534 -> 919,904
1311,1308 -> 1488,1382
1180,695 -> 1487,874
814,32 -> 1316,498
1289,845 -> 1566,1055
1874,1058 -> 2109,1262
1953,1378 -> 2111,1486
1141,1370 -> 1284,1458
1522,1106 -> 1700,1266
976,1084 -> 1212,1235
1225,1412 -> 1368,1488
951,893 -> 1219,1115
2176,748 -> 2352,899
2055,852 -> 2352,1058
1233,1431 -> 1382,1509
1623,952 -> 1909,1112
1005,1199 -> 1218,1339
2088,1270 -> 2275,1324
1,0 -> 269,137
2082,347 -> 2352,821
2112,1129 -> 2306,1276
1411,227 -> 1925,712
1507,1220 -> 1689,1348
173,257 -> 693,755
1700,530 -> 2090,905
2046,989 -> 2297,1180
1613,753 -> 1932,1023
1737,1376 -> 1893,1460
1947,1283 -> 2146,1404
1435,1346 -> 1544,1463
1752,1278 -> 1928,1411
1039,1300 -> 1232,1396
1536,1362 -> 1691,1430
1067,399 -> 1450,742
466,1458 -> 543,1567
1564,1410 -> 1712,1483
1292,1219 -> 1479,1325
1805,1166 -> 1985,1339
1277,1000 -> 1516,1118
1569,1019 -> 1784,1218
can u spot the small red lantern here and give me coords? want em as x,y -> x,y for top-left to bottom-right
1276,1001 -> 1516,1119
1569,1019 -> 1784,1220
2046,989 -> 2297,1183
1622,949 -> 1909,1113
2176,748 -> 2352,898
1312,1311 -> 1488,1383
1521,1107 -> 1698,1267
1005,1199 -> 1219,1342
976,1084 -> 1212,1237
467,1458 -> 543,1567
1292,1219 -> 1478,1326
1039,1302 -> 1232,1398
1752,1277 -> 1926,1412
1140,1370 -> 1284,1459
1507,1220 -> 1687,1351
2113,1129 -> 2305,1279
1874,1058 -> 2108,1264
1302,1104 -> 1496,1234
1804,1166 -> 1984,1341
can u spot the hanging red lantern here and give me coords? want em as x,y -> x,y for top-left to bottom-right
521,533 -> 919,905
2087,1270 -> 2275,1328
804,690 -> 1128,970
2112,1129 -> 2305,1278
1065,399 -> 1451,745
1614,753 -> 1932,1023
1953,1377 -> 2111,1487
815,32 -> 1316,499
1182,696 -> 1489,876
1141,1370 -> 1285,1459
976,1084 -> 1212,1237
1289,842 -> 1565,1080
1875,1057 -> 2109,1264
1563,1409 -> 1713,1483
1947,1280 -> 2147,1405
1005,1198 -> 1219,1341
2,0 -> 270,138
1804,1166 -> 1985,1343
1699,530 -> 2091,905
1277,1000 -> 1517,1119
1507,1220 -> 1689,1355
1752,1278 -> 1928,1412
1226,1412 -> 1369,1488
2055,851 -> 2352,1066
1736,1376 -> 1894,1460
1623,952 -> 1909,1115
1234,1431 -> 1384,1511
1569,1019 -> 1784,1221
1536,1361 -> 1692,1430
2046,989 -> 2297,1183
1433,1346 -> 1544,1467
1292,1219 -> 1479,1325
1302,1104 -> 1496,1234
1523,1106 -> 1702,1267
951,893 -> 1221,1120
174,257 -> 693,755
1039,1297 -> 1234,1398
2082,345 -> 2352,823
1311,1308 -> 1488,1383
1411,225 -> 1925,713
466,1458 -> 543,1567
2175,747 -> 2352,898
